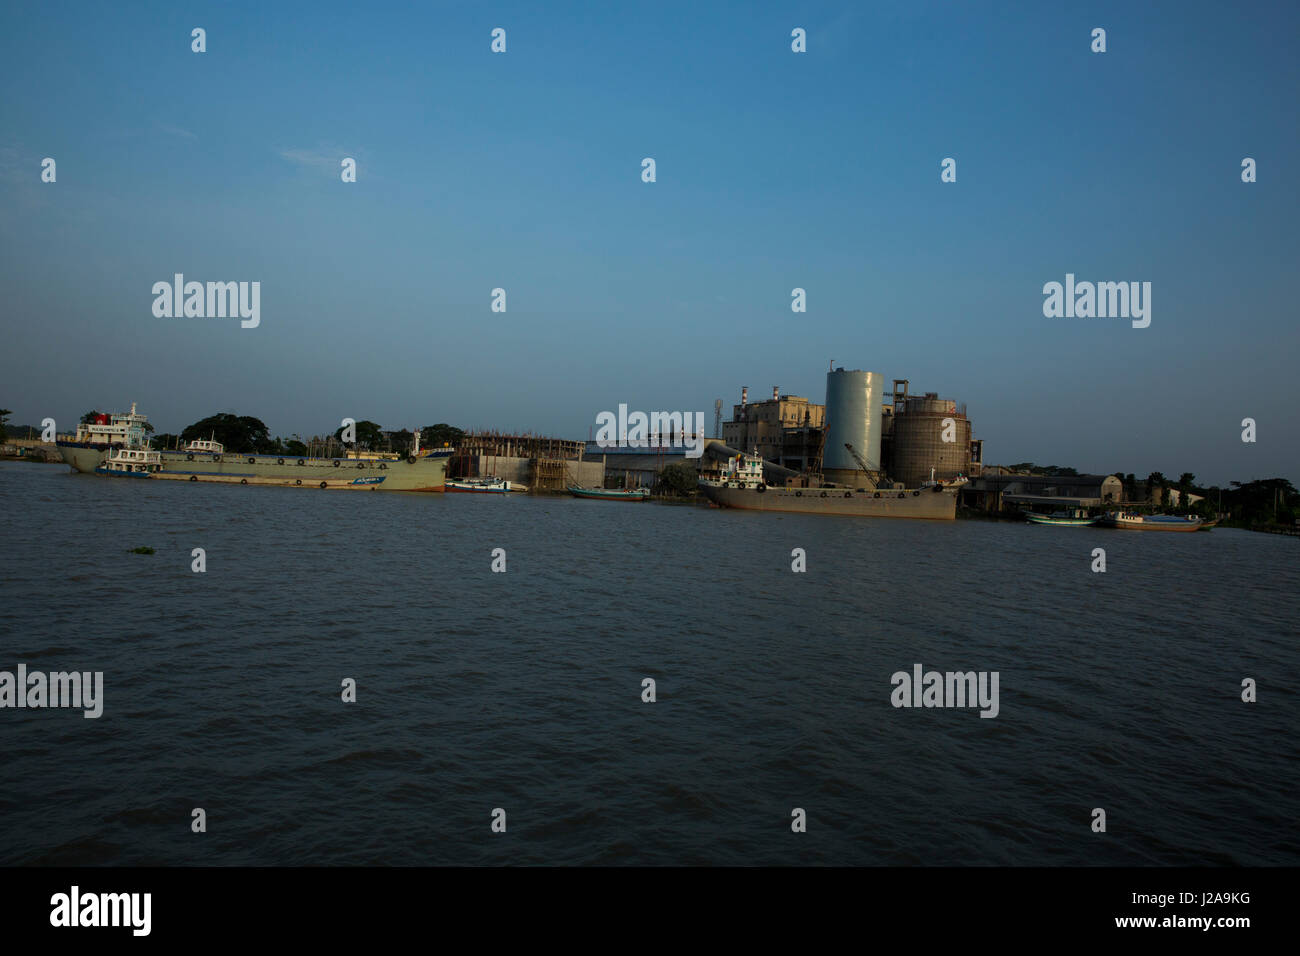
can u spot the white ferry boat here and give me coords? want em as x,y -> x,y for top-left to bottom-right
182,437 -> 225,455
96,446 -> 162,477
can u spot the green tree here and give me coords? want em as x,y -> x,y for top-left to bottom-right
388,429 -> 414,454
420,423 -> 465,448
1223,478 -> 1298,525
181,413 -> 278,454
152,432 -> 179,450
80,410 -> 101,424
284,439 -> 308,456
334,419 -> 384,449
1175,472 -> 1196,512
0,408 -> 10,444
1146,472 -> 1167,503
656,462 -> 698,496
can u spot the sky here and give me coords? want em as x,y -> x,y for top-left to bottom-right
1,0 -> 1296,486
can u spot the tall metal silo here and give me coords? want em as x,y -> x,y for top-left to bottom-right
822,368 -> 884,484
890,393 -> 972,487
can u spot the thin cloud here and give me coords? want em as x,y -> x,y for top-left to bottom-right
279,148 -> 346,169
159,124 -> 198,141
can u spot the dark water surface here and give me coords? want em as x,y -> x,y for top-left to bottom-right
1,461 -> 1296,865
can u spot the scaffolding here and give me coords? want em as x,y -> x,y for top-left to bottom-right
449,430 -> 587,490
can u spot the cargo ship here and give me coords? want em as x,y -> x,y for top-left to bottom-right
699,452 -> 962,519
57,404 -> 452,491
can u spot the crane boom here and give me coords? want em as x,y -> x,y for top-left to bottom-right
844,442 -> 872,473
842,443 -> 880,491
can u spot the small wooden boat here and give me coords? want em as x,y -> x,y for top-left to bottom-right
1024,508 -> 1101,526
1102,511 -> 1204,532
446,477 -> 508,494
567,486 -> 650,501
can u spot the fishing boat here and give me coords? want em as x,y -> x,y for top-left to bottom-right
1102,511 -> 1204,532
1024,508 -> 1101,527
446,476 -> 509,494
567,486 -> 650,501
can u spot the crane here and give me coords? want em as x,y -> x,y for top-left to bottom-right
843,443 -> 880,491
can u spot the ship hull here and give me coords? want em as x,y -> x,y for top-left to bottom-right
1107,519 -> 1202,532
701,483 -> 958,519
568,487 -> 649,501
58,442 -> 450,491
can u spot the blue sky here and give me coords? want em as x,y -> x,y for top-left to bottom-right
1,0 -> 1296,484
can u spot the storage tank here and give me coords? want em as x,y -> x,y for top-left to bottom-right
890,392 -> 971,487
822,368 -> 884,484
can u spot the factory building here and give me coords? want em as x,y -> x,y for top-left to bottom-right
962,473 -> 1123,511
722,386 -> 825,472
584,440 -> 730,489
722,370 -> 981,489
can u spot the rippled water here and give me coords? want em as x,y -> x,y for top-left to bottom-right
0,461 -> 1296,865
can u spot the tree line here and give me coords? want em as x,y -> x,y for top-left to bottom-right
110,411 -> 466,458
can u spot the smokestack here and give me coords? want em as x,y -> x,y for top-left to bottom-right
772,386 -> 779,401
741,386 -> 748,407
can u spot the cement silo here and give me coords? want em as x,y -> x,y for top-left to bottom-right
890,392 -> 972,487
822,368 -> 884,485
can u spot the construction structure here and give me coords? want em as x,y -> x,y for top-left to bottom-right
721,385 -> 825,472
448,430 -> 602,491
